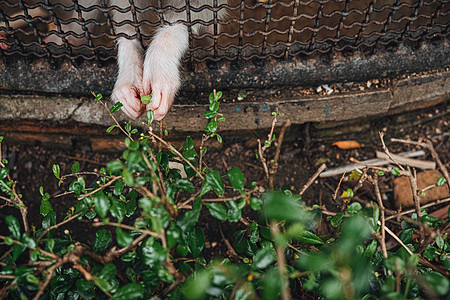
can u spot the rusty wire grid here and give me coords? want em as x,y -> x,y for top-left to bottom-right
0,0 -> 448,63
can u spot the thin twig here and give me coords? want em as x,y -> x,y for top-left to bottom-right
92,221 -> 161,239
218,222 -> 238,257
372,174 -> 388,259
38,212 -> 83,242
271,222 -> 291,300
202,187 -> 258,203
391,138 -> 450,191
258,139 -> 270,180
299,164 -> 327,196
269,119 -> 291,189
407,166 -> 425,243
33,262 -> 61,300
78,176 -> 121,201
382,223 -> 414,256
386,197 -> 450,220
379,132 -> 404,171
147,131 -> 204,180
332,172 -> 346,201
96,95 -> 134,141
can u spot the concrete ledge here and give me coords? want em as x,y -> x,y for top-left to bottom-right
0,70 -> 448,133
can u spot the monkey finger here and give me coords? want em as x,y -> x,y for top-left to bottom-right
112,85 -> 145,119
141,78 -> 152,96
152,91 -> 175,121
147,88 -> 162,111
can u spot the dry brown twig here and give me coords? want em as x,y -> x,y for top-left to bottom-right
406,166 -> 425,243
379,132 -> 405,171
391,138 -> 450,191
269,119 -> 292,189
372,173 -> 389,260
332,172 -> 346,201
271,221 -> 291,300
147,131 -> 204,180
77,176 -> 122,201
299,163 -> 327,196
37,212 -> 83,242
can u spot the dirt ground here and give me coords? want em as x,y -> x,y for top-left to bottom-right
0,101 -> 448,264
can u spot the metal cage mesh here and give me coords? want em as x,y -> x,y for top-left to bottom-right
0,0 -> 448,63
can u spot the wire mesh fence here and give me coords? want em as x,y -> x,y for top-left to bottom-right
0,0 -> 448,62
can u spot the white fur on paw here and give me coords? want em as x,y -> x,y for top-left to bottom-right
111,83 -> 144,119
142,71 -> 179,120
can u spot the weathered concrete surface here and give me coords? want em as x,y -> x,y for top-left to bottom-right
0,40 -> 448,97
0,70 -> 448,133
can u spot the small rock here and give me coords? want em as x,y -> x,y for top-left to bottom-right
322,84 -> 334,95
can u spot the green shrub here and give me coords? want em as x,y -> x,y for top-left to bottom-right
0,92 -> 448,299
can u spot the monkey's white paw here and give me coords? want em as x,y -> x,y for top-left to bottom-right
111,82 -> 145,119
142,74 -> 179,121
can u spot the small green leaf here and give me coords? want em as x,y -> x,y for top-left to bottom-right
209,101 -> 219,112
112,283 -> 145,300
298,230 -> 324,244
141,94 -> 152,105
399,228 -> 413,244
182,271 -> 211,300
146,110 -> 154,123
250,197 -> 263,210
205,203 -> 228,221
330,212 -> 344,227
26,274 -> 39,285
95,93 -> 103,101
52,164 -> 60,179
391,167 -> 400,176
253,247 -> 276,269
215,91 -> 223,101
6,215 -> 21,239
110,102 -> 123,113
204,120 -> 218,134
93,191 -> 111,219
107,160 -> 123,173
346,202 -> 362,214
122,169 -> 135,186
216,134 -> 222,144
40,199 -> 53,216
364,240 -> 377,258
116,227 -> 133,248
204,110 -> 217,119
204,170 -> 225,195
436,176 -> 446,187
93,229 -> 112,253
71,161 -> 80,173
0,167 -> 9,180
186,226 -> 205,258
21,235 -> 36,248
424,271 -> 449,296
106,125 -> 117,133
227,168 -> 245,192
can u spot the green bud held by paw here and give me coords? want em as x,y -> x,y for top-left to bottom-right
141,94 -> 152,105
